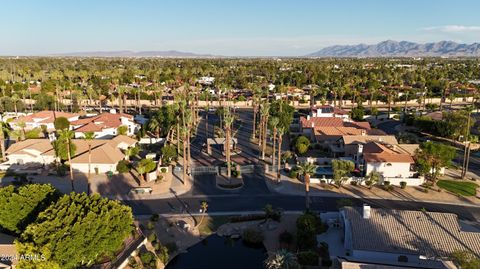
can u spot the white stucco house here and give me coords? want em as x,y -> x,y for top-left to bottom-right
362,142 -> 423,185
9,111 -> 79,131
71,111 -> 139,138
3,135 -> 137,174
311,105 -> 350,119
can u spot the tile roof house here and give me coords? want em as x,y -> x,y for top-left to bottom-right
4,136 -> 137,174
341,206 -> 480,268
362,142 -> 420,182
71,111 -> 139,138
10,111 -> 79,131
299,116 -> 384,143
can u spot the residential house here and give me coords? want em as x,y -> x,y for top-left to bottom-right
3,135 -> 137,174
10,111 -> 79,131
71,111 -> 138,138
299,116 -> 384,144
311,105 -> 350,120
340,206 -> 480,268
362,142 -> 420,184
0,232 -> 17,269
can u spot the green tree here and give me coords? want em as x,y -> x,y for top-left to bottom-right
350,105 -> 365,121
332,159 -> 355,187
296,212 -> 323,250
117,125 -> 128,136
415,141 -> 456,184
53,117 -> 70,131
136,158 -> 156,182
161,144 -> 178,164
16,193 -> 134,269
296,162 -> 317,210
0,184 -> 58,234
450,250 -> 480,269
56,129 -> 76,191
83,131 -> 96,194
294,136 -> 310,155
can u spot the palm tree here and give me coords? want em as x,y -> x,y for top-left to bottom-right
224,108 -> 234,178
17,121 -> 26,141
147,117 -> 161,138
296,162 -> 317,210
260,103 -> 270,160
83,131 -> 96,195
276,127 -> 285,183
265,249 -> 299,269
0,122 -> 6,162
269,117 -> 279,167
194,201 -> 208,228
58,129 -> 75,191
181,126 -> 188,185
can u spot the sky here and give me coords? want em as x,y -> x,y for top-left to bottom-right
1,0 -> 480,56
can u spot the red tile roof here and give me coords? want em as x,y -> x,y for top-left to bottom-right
13,111 -> 78,124
72,113 -> 133,132
363,142 -> 414,163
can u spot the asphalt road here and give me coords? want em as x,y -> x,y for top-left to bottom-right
124,194 -> 480,222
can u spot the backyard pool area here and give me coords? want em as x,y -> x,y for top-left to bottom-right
166,234 -> 267,269
315,166 -> 333,177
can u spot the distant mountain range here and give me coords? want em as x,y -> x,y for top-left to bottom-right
307,40 -> 480,57
51,50 -> 215,57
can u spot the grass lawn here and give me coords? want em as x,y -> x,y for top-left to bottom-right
437,180 -> 478,196
197,215 -> 231,236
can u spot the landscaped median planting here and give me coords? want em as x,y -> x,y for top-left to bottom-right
437,180 -> 479,196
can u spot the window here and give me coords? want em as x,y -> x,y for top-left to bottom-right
398,255 -> 408,262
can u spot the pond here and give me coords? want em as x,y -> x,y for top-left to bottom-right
166,234 -> 267,269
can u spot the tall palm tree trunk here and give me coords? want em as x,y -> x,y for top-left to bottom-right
67,138 -> 74,191
305,174 -> 310,210
87,144 -> 91,195
277,134 -> 282,182
272,128 -> 277,166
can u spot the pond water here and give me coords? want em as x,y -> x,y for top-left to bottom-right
166,234 -> 267,269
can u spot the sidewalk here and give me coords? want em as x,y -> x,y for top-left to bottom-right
264,172 -> 480,207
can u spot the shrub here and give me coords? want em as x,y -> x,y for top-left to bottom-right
146,221 -> 155,230
242,228 -> 264,245
279,231 -> 294,246
161,167 -> 167,173
140,251 -> 157,267
157,246 -> 170,265
116,160 -> 131,173
400,181 -> 407,189
289,170 -> 298,179
350,181 -> 357,186
383,181 -> 390,186
231,170 -> 239,178
365,180 -> 373,187
147,232 -> 157,242
297,250 -> 319,266
296,212 -> 325,250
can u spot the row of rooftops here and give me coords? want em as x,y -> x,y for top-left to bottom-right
10,110 -> 134,132
5,135 -> 137,165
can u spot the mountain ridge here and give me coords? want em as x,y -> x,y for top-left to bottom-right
50,50 -> 216,57
307,40 -> 480,57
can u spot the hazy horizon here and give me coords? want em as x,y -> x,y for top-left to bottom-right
2,0 -> 480,56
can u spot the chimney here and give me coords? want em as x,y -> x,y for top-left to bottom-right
110,109 -> 117,114
363,204 -> 371,219
311,122 -> 315,128
358,144 -> 363,154
307,115 -> 310,120
361,130 -> 366,136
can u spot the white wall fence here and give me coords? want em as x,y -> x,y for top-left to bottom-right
310,176 -> 425,186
